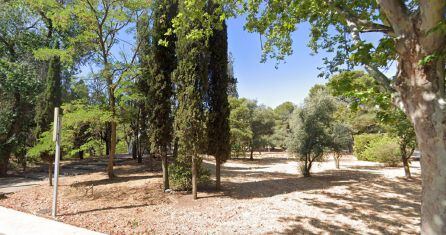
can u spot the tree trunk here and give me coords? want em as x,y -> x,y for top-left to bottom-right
161,153 -> 169,191
105,123 -> 111,157
132,140 -> 137,160
79,150 -> 84,160
192,154 -> 197,199
107,120 -> 116,178
402,156 -> 411,179
0,155 -> 9,177
215,157 -> 221,190
48,160 -> 53,186
334,155 -> 340,169
396,50 -> 446,234
249,147 -> 254,160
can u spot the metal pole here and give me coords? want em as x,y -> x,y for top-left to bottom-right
52,108 -> 61,218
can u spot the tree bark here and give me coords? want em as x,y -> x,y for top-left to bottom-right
132,140 -> 137,160
334,154 -> 340,169
249,147 -> 254,160
161,153 -> 169,191
192,154 -> 197,199
215,156 -> 221,190
396,46 -> 446,234
0,155 -> 9,177
107,120 -> 116,179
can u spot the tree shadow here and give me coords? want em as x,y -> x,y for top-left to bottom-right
70,174 -> 162,187
60,203 -> 150,216
277,176 -> 421,233
220,169 -> 381,200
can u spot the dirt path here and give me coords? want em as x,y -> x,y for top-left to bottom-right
0,153 -> 421,234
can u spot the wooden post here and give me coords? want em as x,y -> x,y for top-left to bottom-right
52,107 -> 62,218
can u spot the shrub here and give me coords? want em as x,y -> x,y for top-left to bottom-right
168,158 -> 210,191
362,136 -> 401,166
353,133 -> 383,160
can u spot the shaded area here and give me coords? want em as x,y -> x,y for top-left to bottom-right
278,176 -> 420,234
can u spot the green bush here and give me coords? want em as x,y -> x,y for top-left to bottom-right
168,157 -> 210,191
362,136 -> 401,166
353,133 -> 383,160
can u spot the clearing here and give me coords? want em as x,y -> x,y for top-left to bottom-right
0,153 -> 420,234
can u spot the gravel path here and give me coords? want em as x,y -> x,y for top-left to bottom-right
0,153 -> 421,234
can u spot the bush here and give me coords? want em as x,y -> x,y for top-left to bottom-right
362,136 -> 401,166
168,157 -> 210,191
353,133 -> 383,160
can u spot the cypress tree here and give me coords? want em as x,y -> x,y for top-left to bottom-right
207,18 -> 231,190
146,0 -> 177,191
136,11 -> 151,165
34,55 -> 62,186
35,55 -> 62,135
173,0 -> 208,199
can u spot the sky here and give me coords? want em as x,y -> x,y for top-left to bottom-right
227,16 -> 328,108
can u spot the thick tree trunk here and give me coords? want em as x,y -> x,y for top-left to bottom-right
396,51 -> 446,234
215,157 -> 221,190
161,153 -> 169,191
249,147 -> 254,160
192,155 -> 197,199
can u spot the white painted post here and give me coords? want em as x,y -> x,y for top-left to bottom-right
52,107 -> 61,218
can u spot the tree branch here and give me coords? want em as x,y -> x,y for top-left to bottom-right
376,0 -> 412,36
419,0 -> 446,53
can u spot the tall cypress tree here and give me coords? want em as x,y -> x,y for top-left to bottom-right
207,18 -> 231,191
173,0 -> 208,199
34,55 -> 62,186
136,10 -> 152,165
35,55 -> 62,135
146,0 -> 177,191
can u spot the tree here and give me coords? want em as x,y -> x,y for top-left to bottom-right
249,104 -> 275,160
330,122 -> 353,169
207,15 -> 231,190
228,97 -> 253,158
271,101 -> 295,149
146,0 -> 177,191
328,71 -> 416,178
287,87 -> 336,177
244,1 -> 445,231
172,0 -> 209,199
70,0 -> 146,178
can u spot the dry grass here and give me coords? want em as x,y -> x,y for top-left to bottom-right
0,153 -> 421,234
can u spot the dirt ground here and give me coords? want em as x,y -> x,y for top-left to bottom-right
0,153 -> 421,234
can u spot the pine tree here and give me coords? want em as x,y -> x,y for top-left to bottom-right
146,0 -> 177,191
207,18 -> 230,190
173,0 -> 208,199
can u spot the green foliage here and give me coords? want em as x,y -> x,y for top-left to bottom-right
228,97 -> 253,157
147,0 -> 177,156
28,101 -> 113,159
168,157 -> 210,191
207,18 -> 231,162
271,101 -> 295,149
362,136 -> 401,166
287,87 -> 337,176
250,104 -> 275,150
353,133 -> 383,161
331,122 -> 353,153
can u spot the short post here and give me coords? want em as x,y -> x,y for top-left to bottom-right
52,107 -> 62,218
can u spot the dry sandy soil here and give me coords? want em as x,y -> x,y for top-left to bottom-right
0,153 -> 421,234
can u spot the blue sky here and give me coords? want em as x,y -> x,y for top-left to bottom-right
227,17 -> 328,108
